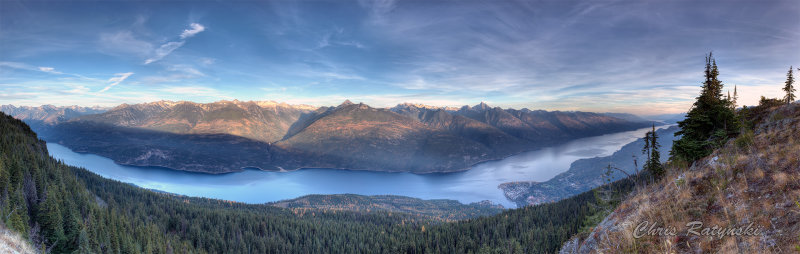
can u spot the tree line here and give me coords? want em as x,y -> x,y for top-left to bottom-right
0,111 -> 635,253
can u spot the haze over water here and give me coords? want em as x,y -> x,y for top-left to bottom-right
48,126 -> 666,208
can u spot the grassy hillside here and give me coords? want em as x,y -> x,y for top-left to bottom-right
562,102 -> 800,253
0,225 -> 36,254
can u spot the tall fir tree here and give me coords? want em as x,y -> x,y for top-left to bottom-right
784,66 -> 796,104
643,124 -> 664,179
671,52 -> 739,162
40,185 -> 65,251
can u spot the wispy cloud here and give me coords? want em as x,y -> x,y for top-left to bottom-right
144,23 -> 205,64
144,41 -> 185,64
0,92 -> 38,100
180,23 -> 206,39
37,67 -> 62,74
319,72 -> 364,80
0,62 -> 63,75
99,31 -> 154,58
98,72 -> 134,93
168,64 -> 205,77
359,0 -> 397,24
0,62 -> 97,81
313,28 -> 365,50
3,1 -> 798,113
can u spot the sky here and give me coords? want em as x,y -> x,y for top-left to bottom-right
1,0 -> 798,115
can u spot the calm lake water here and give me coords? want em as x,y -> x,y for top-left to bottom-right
47,126 -> 663,208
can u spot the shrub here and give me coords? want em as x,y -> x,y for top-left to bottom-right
734,130 -> 754,149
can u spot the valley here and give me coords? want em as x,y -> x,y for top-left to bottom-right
4,100 -> 652,174
44,123 -> 660,207
2,0 -> 795,252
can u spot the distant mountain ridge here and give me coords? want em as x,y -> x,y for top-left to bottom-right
0,104 -> 107,124
0,104 -> 108,137
5,100 -> 653,173
74,100 -> 317,143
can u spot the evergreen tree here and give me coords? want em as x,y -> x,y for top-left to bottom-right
785,66 -> 796,104
671,52 -> 739,162
648,125 -> 663,179
77,227 -> 92,254
40,186 -> 65,251
642,124 -> 664,179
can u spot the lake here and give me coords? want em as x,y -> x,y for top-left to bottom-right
47,126 -> 664,208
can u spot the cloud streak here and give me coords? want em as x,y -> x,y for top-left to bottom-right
98,72 -> 134,93
144,23 -> 205,64
180,23 -> 205,39
0,62 -> 64,75
144,41 -> 185,64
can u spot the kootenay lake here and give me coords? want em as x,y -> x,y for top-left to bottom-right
48,126 -> 664,208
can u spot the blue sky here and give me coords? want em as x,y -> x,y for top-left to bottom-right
1,0 -> 798,114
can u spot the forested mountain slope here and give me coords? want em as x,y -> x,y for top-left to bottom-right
0,111 -> 626,253
269,194 -> 504,221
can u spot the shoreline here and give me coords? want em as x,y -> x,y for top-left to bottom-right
51,124 -> 663,176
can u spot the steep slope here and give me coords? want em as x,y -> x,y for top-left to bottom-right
450,103 -> 653,144
391,103 -> 529,153
452,102 -> 549,142
274,102 -> 496,173
561,103 -> 800,253
50,120 -> 275,173
74,100 -> 315,143
0,225 -> 36,254
601,112 -> 652,123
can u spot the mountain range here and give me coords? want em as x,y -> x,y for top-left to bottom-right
0,104 -> 107,135
2,100 -> 653,173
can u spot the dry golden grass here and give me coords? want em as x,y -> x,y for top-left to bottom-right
580,103 -> 800,253
0,225 -> 37,254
